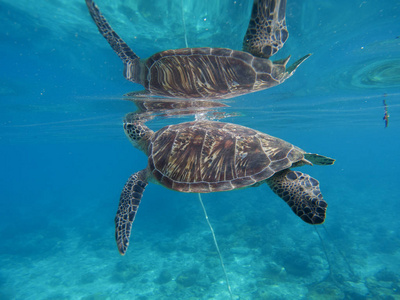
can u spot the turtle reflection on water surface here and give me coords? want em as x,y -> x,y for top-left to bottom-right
86,0 -> 310,99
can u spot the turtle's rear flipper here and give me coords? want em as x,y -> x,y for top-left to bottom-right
266,170 -> 327,224
285,54 -> 312,75
243,0 -> 288,58
115,170 -> 148,255
86,0 -> 140,82
304,153 -> 335,166
270,54 -> 311,83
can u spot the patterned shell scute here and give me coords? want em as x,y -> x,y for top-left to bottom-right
252,56 -> 273,74
210,48 -> 234,57
148,121 -> 305,193
144,48 -> 258,99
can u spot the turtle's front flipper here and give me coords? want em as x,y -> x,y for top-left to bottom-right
266,170 -> 328,224
243,0 -> 288,58
115,170 -> 148,255
85,0 -> 140,82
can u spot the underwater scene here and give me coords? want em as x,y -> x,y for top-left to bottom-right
1,0 -> 400,299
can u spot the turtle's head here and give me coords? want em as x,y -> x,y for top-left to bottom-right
123,113 -> 154,153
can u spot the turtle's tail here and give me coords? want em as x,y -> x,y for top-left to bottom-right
272,53 -> 311,83
86,0 -> 140,82
271,53 -> 310,83
286,53 -> 312,75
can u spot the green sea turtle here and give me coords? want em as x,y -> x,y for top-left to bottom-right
86,0 -> 310,99
116,117 -> 335,255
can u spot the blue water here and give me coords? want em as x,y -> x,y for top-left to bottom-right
1,0 -> 400,299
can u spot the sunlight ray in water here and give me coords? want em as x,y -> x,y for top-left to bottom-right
9,114 -> 121,127
198,193 -> 234,300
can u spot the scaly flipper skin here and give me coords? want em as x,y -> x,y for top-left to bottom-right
85,0 -> 140,81
266,170 -> 327,224
115,170 -> 148,255
243,0 -> 288,58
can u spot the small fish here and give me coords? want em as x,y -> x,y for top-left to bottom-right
383,97 -> 389,128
